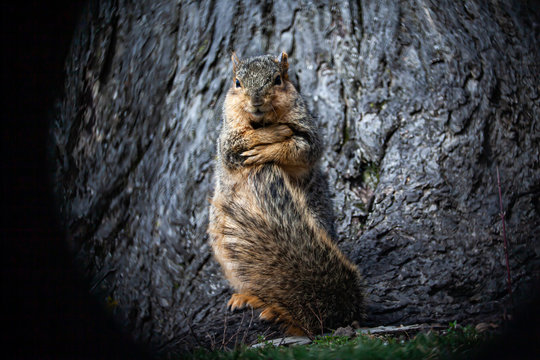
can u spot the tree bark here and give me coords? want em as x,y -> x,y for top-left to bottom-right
52,0 -> 540,353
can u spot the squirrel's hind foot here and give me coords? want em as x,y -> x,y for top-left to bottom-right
228,293 -> 307,336
228,293 -> 265,311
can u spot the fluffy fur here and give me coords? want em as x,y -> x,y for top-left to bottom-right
208,53 -> 365,335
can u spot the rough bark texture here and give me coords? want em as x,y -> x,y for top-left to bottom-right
51,0 -> 540,354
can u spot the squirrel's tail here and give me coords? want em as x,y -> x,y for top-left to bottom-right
218,164 -> 365,334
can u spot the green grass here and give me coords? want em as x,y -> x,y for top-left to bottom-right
182,324 -> 489,360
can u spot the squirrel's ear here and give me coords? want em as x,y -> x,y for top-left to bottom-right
231,52 -> 240,75
278,51 -> 289,80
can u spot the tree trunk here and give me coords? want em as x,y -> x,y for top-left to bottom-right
52,0 -> 540,353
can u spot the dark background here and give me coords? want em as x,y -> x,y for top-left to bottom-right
2,1 -> 538,359
1,1 -> 150,358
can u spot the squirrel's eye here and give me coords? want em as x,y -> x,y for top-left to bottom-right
235,79 -> 241,88
274,75 -> 282,86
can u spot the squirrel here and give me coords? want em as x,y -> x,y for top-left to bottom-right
208,52 -> 365,336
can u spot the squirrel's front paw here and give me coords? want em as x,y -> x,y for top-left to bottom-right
241,146 -> 266,165
242,144 -> 275,165
271,124 -> 293,139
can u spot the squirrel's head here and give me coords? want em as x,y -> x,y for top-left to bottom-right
229,52 -> 290,121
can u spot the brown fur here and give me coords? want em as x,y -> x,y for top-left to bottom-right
208,52 -> 365,336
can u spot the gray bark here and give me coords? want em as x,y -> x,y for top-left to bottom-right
51,0 -> 540,354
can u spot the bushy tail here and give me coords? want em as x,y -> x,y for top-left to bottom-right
218,164 -> 365,333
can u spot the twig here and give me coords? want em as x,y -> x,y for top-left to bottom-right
245,320 -> 282,348
358,324 -> 446,336
182,310 -> 203,348
255,326 -> 277,344
496,166 -> 512,300
228,309 -> 246,349
206,332 -> 216,351
221,312 -> 228,349
241,307 -> 255,345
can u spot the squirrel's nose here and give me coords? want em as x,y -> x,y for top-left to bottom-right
251,97 -> 264,107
